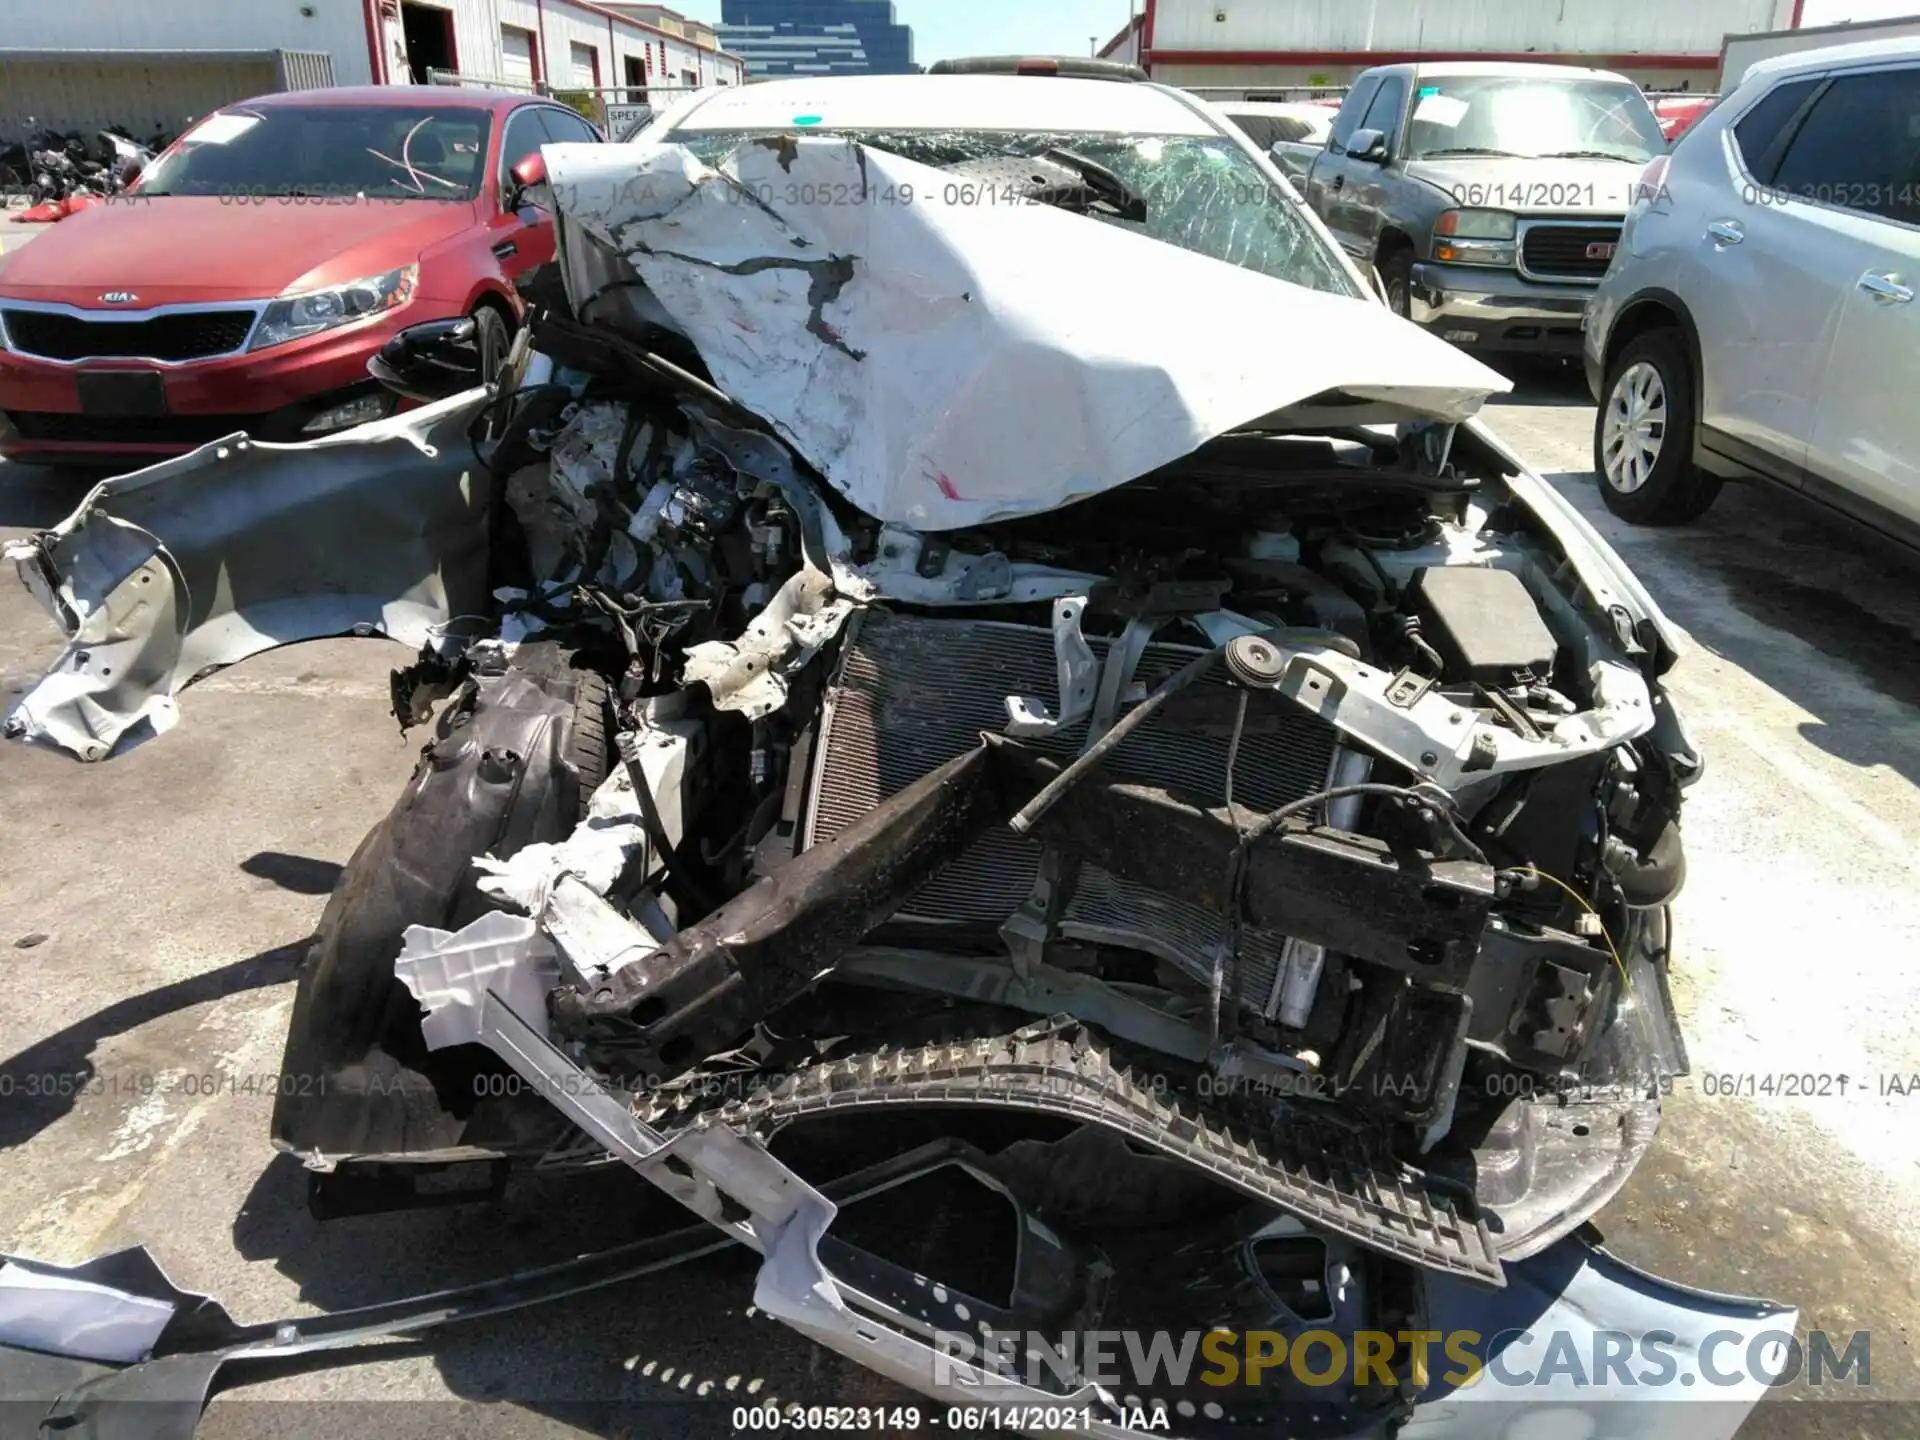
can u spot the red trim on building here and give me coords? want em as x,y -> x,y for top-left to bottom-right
1144,48 -> 1718,69
1143,0 -> 1158,70
1789,0 -> 1807,25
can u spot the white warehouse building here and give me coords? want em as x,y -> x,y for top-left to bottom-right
1102,0 -> 1809,94
1,0 -> 745,138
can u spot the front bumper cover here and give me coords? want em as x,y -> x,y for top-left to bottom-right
1409,261 -> 1592,355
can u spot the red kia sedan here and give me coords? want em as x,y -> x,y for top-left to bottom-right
0,86 -> 599,466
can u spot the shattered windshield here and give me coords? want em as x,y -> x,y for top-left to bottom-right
136,106 -> 492,201
670,128 -> 1361,298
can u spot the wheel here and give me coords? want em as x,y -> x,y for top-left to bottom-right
1593,328 -> 1721,525
1379,247 -> 1414,319
471,304 -> 512,387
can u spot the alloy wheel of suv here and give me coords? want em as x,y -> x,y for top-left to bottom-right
1601,361 -> 1665,492
1592,328 -> 1721,525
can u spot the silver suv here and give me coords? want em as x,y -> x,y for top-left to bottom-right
1584,37 -> 1920,543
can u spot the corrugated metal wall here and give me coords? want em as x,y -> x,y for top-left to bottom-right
1153,0 -> 1791,56
451,0 -> 743,93
0,0 -> 372,83
0,56 -> 281,137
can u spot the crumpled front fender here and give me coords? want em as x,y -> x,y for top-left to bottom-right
4,391 -> 495,761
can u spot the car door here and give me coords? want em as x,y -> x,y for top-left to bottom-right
1795,64 -> 1920,529
488,105 -> 560,283
1306,74 -> 1382,257
1338,73 -> 1410,260
1683,73 -> 1836,475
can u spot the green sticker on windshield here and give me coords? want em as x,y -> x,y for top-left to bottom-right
1417,85 -> 1441,97
793,115 -> 823,126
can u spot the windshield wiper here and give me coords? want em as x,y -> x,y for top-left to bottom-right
1418,147 -> 1525,158
1534,149 -> 1638,161
1040,147 -> 1148,223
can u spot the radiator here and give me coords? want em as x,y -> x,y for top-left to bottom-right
802,611 -> 1342,1013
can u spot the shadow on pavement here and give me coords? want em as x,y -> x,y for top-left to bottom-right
0,463 -> 103,530
1540,468 -> 1920,791
1478,354 -> 1593,408
241,852 -> 346,896
0,940 -> 304,1150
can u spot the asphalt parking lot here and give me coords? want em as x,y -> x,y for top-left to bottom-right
3,349 -> 1918,1436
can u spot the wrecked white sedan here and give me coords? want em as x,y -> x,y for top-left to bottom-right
4,74 -> 1793,1438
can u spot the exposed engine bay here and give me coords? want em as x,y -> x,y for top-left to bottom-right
2,135 -> 1786,1437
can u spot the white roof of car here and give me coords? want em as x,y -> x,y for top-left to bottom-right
662,74 -> 1219,136
1741,32 -> 1920,86
1215,100 -> 1333,136
1403,60 -> 1634,83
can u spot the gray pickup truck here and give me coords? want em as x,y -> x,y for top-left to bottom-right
1297,61 -> 1669,357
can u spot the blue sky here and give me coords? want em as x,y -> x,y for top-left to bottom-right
669,1 -> 1143,67
672,0 -> 1918,67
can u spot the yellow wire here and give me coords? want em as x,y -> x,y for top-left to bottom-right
1513,866 -> 1633,994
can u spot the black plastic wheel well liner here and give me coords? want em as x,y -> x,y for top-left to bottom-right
271,641 -> 616,1166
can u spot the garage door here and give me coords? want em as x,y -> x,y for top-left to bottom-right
570,41 -> 598,88
501,26 -> 534,87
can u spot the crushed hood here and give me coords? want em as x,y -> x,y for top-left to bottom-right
543,136 -> 1509,531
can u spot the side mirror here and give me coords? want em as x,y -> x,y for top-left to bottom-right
506,150 -> 547,212
118,157 -> 144,187
367,317 -> 482,402
1350,128 -> 1390,163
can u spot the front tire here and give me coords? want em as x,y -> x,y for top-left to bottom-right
472,304 -> 512,387
1594,328 -> 1721,525
1379,248 -> 1414,320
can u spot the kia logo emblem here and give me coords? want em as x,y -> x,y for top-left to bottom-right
99,292 -> 139,304
1585,243 -> 1617,261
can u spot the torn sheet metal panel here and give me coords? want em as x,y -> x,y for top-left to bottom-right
543,138 -> 1508,531
4,391 -> 494,761
0,1231 -> 739,1440
0,1260 -> 175,1364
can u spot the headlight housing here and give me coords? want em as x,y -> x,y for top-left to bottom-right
1433,209 -> 1517,267
250,265 -> 418,351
